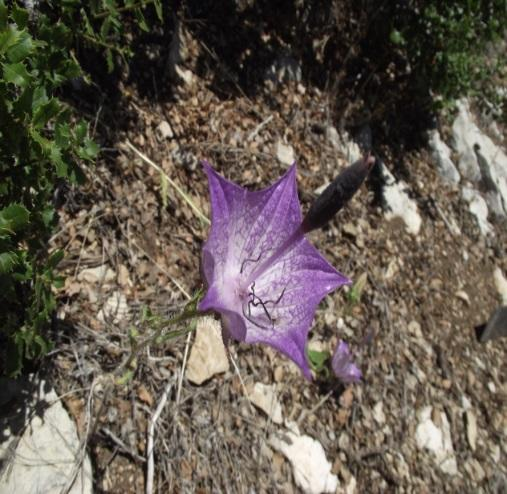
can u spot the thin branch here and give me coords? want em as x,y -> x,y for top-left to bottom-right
146,381 -> 173,494
125,140 -> 210,226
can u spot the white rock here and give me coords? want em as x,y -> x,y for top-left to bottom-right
275,140 -> 295,166
156,121 -> 174,139
77,264 -> 115,284
428,130 -> 460,184
415,406 -> 458,476
458,149 -> 481,182
373,401 -> 386,425
167,20 -> 195,86
452,99 -> 507,216
465,410 -> 478,452
0,380 -> 92,494
339,475 -> 357,494
186,317 -> 229,385
462,186 -> 493,235
97,291 -> 129,324
269,423 -> 338,494
249,383 -> 283,424
325,127 -> 362,163
493,267 -> 507,305
380,165 -> 422,235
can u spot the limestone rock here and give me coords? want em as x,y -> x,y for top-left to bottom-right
0,378 -> 92,494
270,422 -> 339,494
249,383 -> 283,424
186,317 -> 229,385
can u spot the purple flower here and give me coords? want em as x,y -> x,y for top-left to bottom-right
198,162 -> 350,379
332,340 -> 362,384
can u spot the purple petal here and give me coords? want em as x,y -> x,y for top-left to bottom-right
199,161 -> 351,379
332,340 -> 362,384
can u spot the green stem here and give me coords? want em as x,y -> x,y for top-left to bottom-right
117,308 -> 202,378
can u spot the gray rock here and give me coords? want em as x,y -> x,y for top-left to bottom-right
428,130 -> 460,184
0,377 -> 92,494
462,186 -> 493,236
379,164 -> 422,235
452,99 -> 507,216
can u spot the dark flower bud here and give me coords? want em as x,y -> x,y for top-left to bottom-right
301,154 -> 375,233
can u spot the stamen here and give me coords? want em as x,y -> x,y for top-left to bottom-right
241,282 -> 287,330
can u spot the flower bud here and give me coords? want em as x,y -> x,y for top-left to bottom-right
301,154 -> 374,233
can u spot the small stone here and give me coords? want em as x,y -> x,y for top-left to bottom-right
415,406 -> 458,476
77,264 -> 115,284
269,423 -> 339,494
373,402 -> 386,425
275,140 -> 295,166
465,410 -> 478,451
249,382 -> 283,424
408,320 -> 423,339
465,458 -> 486,482
156,121 -> 174,139
455,290 -> 471,305
273,366 -> 284,383
342,223 -> 358,237
493,267 -> 507,305
97,292 -> 130,325
186,317 -> 229,385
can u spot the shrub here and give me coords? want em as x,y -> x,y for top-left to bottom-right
0,1 -> 98,375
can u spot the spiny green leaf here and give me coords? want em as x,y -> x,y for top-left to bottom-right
0,25 -> 21,54
33,98 -> 61,128
3,61 -> 31,88
0,1 -> 7,29
11,5 -> 29,29
47,249 -> 64,269
0,203 -> 30,232
0,251 -> 18,273
154,0 -> 163,21
7,31 -> 34,63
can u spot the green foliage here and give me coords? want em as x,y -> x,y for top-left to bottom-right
307,348 -> 330,376
43,0 -> 164,72
0,1 -> 97,375
384,0 -> 507,107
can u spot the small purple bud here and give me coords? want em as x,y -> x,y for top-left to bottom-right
301,154 -> 375,233
332,340 -> 361,384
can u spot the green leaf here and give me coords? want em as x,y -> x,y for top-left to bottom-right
30,128 -> 52,155
3,61 -> 31,88
0,26 -> 20,54
390,29 -> 405,46
134,9 -> 149,32
0,203 -> 30,233
50,145 -> 68,177
47,249 -> 64,269
74,120 -> 87,141
7,31 -> 33,63
11,5 -> 29,29
0,1 -> 8,30
78,137 -> 99,160
0,251 -> 18,273
55,122 -> 71,148
154,0 -> 163,21
307,348 -> 330,372
33,98 -> 61,128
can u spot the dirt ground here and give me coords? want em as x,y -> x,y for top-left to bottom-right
42,23 -> 507,494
